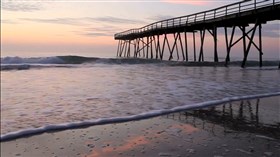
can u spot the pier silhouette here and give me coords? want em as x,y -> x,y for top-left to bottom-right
114,0 -> 280,67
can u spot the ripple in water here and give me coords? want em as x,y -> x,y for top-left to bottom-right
1,64 -> 279,135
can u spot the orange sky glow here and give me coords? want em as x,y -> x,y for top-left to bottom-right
1,0 -> 279,59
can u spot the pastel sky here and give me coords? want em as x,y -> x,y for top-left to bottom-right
1,0 -> 279,59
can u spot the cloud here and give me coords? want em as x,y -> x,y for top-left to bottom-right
20,18 -> 83,25
2,1 -> 42,12
82,32 -> 112,37
161,0 -> 209,5
20,16 -> 146,26
147,15 -> 175,21
80,25 -> 123,37
87,16 -> 146,24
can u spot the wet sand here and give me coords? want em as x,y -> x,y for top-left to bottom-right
1,96 -> 280,157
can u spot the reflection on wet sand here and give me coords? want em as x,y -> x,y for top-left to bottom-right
166,98 -> 280,139
1,97 -> 279,157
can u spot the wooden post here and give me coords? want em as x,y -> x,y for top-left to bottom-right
225,27 -> 229,64
118,40 -> 122,57
116,40 -> 120,57
199,29 -> 205,62
123,40 -> 127,57
242,26 -> 247,61
136,38 -> 140,58
142,38 -> 145,58
259,24 -> 263,67
225,26 -> 236,66
169,33 -> 179,60
213,27 -> 218,62
193,32 -> 196,62
157,35 -> 162,60
242,23 -> 258,68
150,36 -> 154,59
146,37 -> 149,59
184,31 -> 188,61
153,36 -> 158,59
161,34 -> 167,60
178,33 -> 185,61
166,34 -> 172,60
134,39 -> 137,58
174,33 -> 180,60
127,40 -> 131,57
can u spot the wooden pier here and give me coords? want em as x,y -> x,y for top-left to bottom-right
114,0 -> 280,67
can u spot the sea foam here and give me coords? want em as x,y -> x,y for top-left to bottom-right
1,92 -> 279,142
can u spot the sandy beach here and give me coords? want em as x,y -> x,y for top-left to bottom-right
1,96 -> 279,157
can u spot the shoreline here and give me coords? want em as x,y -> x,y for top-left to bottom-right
1,96 -> 279,157
1,92 -> 279,142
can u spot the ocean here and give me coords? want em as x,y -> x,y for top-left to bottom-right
1,55 -> 280,140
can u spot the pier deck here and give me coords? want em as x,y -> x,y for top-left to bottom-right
114,0 -> 280,67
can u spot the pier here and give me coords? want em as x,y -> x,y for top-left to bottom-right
114,0 -> 280,67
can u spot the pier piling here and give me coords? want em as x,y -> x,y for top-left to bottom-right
114,0 -> 280,67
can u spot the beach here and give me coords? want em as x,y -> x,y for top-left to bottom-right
1,96 -> 279,157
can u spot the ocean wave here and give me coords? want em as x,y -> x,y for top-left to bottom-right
1,92 -> 279,142
1,56 -> 279,71
0,56 -> 162,65
1,56 -> 65,64
1,64 -> 77,71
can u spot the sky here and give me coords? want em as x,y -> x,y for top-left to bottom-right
1,0 -> 279,59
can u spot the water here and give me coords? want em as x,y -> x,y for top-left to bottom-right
1,56 -> 280,139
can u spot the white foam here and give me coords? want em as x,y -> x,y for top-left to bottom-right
1,92 -> 279,142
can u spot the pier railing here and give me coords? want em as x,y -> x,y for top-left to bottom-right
115,0 -> 279,39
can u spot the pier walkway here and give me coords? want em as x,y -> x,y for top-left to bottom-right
114,0 -> 280,67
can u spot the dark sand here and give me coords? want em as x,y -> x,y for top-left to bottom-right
1,96 -> 280,157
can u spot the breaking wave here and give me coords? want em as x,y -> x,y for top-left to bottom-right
1,92 -> 279,142
1,55 -> 279,71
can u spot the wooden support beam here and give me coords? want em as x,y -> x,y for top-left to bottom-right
242,22 -> 258,68
178,33 -> 185,61
142,38 -> 145,58
174,33 -> 180,60
146,37 -> 149,59
169,33 -> 179,60
150,36 -> 154,59
136,38 -> 140,58
199,29 -> 206,62
134,39 -> 137,58
259,24 -> 263,67
127,40 -> 131,57
241,26 -> 247,61
123,40 -> 128,57
119,40 -> 123,57
116,40 -> 120,57
153,36 -> 158,59
166,34 -> 173,60
231,26 -> 254,48
121,40 -> 126,57
193,32 -> 196,62
225,26 -> 236,66
225,27 -> 229,64
157,35 -> 162,60
161,34 -> 167,60
136,37 -> 154,57
184,31 -> 188,61
213,27 -> 218,62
